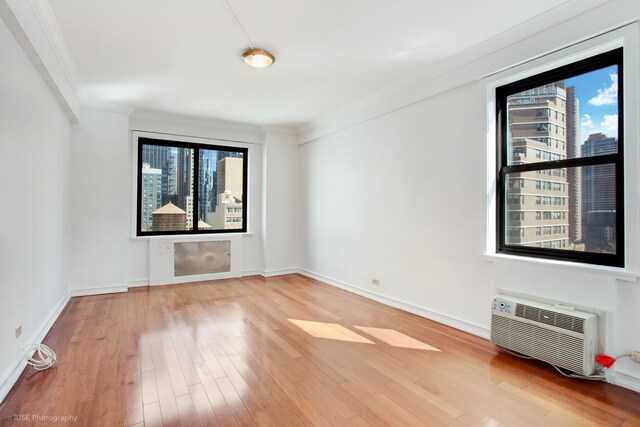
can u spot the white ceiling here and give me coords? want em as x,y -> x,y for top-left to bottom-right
48,0 -> 577,127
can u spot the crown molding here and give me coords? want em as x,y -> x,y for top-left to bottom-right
82,100 -> 135,116
28,0 -> 85,103
0,0 -> 83,121
299,0 -> 617,144
129,110 -> 265,144
262,125 -> 300,137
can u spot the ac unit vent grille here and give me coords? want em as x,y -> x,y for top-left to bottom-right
491,316 -> 585,374
515,303 -> 584,333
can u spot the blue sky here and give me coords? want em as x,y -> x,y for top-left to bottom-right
565,65 -> 618,143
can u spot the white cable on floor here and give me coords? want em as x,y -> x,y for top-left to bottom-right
24,344 -> 57,370
500,346 -> 605,381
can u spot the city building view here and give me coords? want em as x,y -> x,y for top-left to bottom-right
504,65 -> 619,254
140,144 -> 244,232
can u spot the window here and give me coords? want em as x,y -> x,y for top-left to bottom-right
497,48 -> 623,267
136,137 -> 248,235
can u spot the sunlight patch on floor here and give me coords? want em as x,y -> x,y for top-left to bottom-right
288,319 -> 374,344
354,326 -> 441,351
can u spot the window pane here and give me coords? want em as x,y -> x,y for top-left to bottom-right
198,149 -> 244,230
140,144 -> 194,232
506,66 -> 619,166
504,165 -> 617,254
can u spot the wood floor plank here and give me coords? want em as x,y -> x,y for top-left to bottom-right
1,275 -> 639,427
141,368 -> 159,405
164,347 -> 190,398
124,354 -> 144,426
200,377 -> 237,426
216,376 -> 258,426
143,402 -> 163,427
188,383 -> 219,426
175,394 -> 200,427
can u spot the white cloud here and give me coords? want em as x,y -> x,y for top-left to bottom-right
600,114 -> 618,135
580,113 -> 596,142
588,73 -> 618,106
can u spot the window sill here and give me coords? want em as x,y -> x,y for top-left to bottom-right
131,232 -> 254,240
483,252 -> 639,282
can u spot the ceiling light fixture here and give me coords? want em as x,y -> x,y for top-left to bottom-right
242,48 -> 275,68
222,0 -> 275,68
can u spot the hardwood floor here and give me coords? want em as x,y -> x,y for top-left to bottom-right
1,274 -> 639,426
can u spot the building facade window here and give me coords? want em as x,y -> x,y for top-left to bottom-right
136,137 -> 248,236
497,48 -> 623,267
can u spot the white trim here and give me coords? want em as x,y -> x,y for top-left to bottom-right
129,130 -> 255,239
262,268 -> 301,278
299,1 -> 635,144
0,0 -> 81,121
0,293 -> 70,403
131,129 -> 255,150
484,24 -> 640,276
129,112 -> 264,145
242,269 -> 264,277
261,125 -> 300,137
606,356 -> 640,392
484,254 -> 639,282
298,269 -> 490,340
69,285 -> 128,297
82,101 -> 134,116
27,0 -> 85,105
126,279 -> 149,288
242,268 -> 302,278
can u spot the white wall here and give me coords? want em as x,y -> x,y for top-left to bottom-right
67,111 -> 299,290
262,128 -> 302,274
300,83 -> 492,337
299,0 -> 640,356
68,108 -> 130,293
2,0 -> 638,405
0,16 -> 70,398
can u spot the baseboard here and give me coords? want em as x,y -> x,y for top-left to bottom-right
606,356 -> 640,392
299,269 -> 490,340
262,268 -> 301,278
243,268 -> 301,278
123,269 -> 302,285
242,269 -> 263,277
126,279 -> 149,288
69,284 -> 128,297
0,293 -> 70,404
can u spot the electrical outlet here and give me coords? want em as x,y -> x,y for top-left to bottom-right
15,325 -> 22,339
371,278 -> 380,286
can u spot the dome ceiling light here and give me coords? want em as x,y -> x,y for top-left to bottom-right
222,0 -> 275,68
241,48 -> 275,68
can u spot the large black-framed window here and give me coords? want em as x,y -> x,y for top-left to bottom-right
496,48 -> 623,267
136,137 -> 248,236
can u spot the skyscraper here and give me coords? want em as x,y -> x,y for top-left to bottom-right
505,83 -> 571,250
216,157 -> 244,202
565,86 -> 582,243
198,151 -> 214,223
581,132 -> 617,252
141,145 -> 176,206
141,164 -> 162,231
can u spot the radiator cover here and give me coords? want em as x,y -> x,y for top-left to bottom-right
491,295 -> 598,376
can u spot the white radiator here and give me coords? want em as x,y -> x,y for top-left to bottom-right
149,235 -> 242,286
491,295 -> 598,376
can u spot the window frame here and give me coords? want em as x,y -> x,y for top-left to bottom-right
136,136 -> 249,236
495,48 -> 624,267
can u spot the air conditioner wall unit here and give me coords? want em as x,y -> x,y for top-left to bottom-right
491,295 -> 598,376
